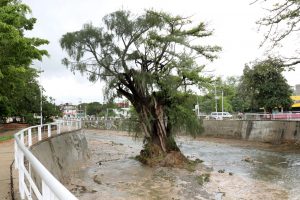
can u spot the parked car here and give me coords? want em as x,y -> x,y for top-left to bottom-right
210,112 -> 232,120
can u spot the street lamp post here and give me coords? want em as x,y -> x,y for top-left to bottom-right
214,85 -> 218,112
39,63 -> 43,126
221,90 -> 224,119
197,96 -> 200,118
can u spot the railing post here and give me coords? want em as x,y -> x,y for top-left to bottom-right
76,120 -> 79,130
20,131 -> 24,144
48,124 -> 51,137
18,148 -> 25,199
68,121 -> 71,132
38,126 -> 42,141
57,123 -> 61,134
29,163 -> 32,197
14,140 -> 18,169
28,129 -> 32,147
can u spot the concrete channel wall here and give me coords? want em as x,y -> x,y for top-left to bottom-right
202,120 -> 300,144
30,130 -> 90,186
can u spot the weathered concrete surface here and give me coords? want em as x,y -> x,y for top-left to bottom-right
203,120 -> 300,144
30,130 -> 89,186
202,120 -> 243,139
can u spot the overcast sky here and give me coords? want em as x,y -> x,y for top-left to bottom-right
23,0 -> 300,105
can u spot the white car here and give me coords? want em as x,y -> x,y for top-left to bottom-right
210,112 -> 232,120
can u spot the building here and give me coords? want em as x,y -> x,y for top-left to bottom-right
112,101 -> 131,118
60,103 -> 78,119
291,96 -> 300,111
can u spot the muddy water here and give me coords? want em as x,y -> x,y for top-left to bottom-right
69,130 -> 300,200
179,138 -> 300,199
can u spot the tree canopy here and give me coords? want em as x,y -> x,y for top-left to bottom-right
0,0 -> 56,124
238,58 -> 293,112
197,76 -> 241,113
61,10 -> 220,163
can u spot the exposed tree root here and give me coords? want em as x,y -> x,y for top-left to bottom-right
135,143 -> 200,170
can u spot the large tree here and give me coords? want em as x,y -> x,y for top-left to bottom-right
255,0 -> 300,66
239,58 -> 293,112
60,10 -> 220,164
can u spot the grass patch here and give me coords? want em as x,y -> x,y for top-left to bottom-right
195,173 -> 210,185
186,158 -> 204,172
0,135 -> 14,142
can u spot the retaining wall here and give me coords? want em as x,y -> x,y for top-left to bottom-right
30,130 -> 89,186
202,120 -> 300,144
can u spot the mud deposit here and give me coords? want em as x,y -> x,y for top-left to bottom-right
68,130 -> 300,200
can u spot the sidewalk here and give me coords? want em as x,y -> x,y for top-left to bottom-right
0,128 -> 22,200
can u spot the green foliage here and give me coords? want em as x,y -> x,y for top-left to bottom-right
167,93 -> 204,136
0,0 -> 48,68
79,101 -> 118,117
23,113 -> 39,125
198,76 -> 245,113
0,135 -> 14,142
165,136 -> 180,151
85,102 -> 103,116
42,97 -> 61,123
238,58 -> 293,112
0,0 -> 56,124
195,173 -> 210,185
135,142 -> 165,165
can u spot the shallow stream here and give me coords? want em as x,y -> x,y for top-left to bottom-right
69,130 -> 300,200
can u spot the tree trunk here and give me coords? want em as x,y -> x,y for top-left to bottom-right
152,102 -> 168,152
137,99 -> 179,154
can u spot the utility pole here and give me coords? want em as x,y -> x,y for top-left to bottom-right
221,90 -> 224,118
197,96 -> 200,118
215,85 -> 218,112
40,63 -> 43,126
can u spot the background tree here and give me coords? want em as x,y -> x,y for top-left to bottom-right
85,102 -> 104,116
198,76 -> 241,113
0,0 -> 56,124
42,97 -> 61,123
238,58 -> 293,112
60,10 -> 220,164
255,0 -> 300,66
79,101 -> 117,117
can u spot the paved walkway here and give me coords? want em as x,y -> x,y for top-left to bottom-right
0,127 -> 22,200
0,139 -> 18,200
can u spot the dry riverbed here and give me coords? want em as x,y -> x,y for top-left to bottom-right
68,130 -> 299,200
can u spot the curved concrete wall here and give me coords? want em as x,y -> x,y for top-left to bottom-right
30,130 -> 89,186
203,120 -> 300,144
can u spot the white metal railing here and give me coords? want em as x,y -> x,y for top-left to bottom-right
14,120 -> 82,200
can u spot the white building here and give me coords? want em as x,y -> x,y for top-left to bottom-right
60,103 -> 78,119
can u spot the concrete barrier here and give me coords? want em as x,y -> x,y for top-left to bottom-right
30,130 -> 89,187
202,120 -> 243,139
203,120 -> 300,144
